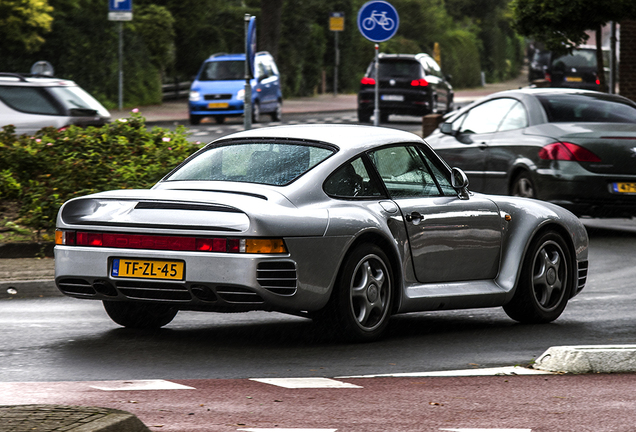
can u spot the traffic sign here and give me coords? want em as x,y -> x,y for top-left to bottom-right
330,12 -> 345,32
357,1 -> 399,43
109,0 -> 132,21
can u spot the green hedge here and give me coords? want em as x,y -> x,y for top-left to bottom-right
0,112 -> 200,232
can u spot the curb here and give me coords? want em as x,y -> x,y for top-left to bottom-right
533,345 -> 636,374
0,405 -> 150,432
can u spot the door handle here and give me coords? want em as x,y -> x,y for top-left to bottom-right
405,211 -> 424,224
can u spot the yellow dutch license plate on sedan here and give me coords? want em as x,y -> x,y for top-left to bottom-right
112,258 -> 184,280
565,76 -> 583,82
207,102 -> 229,109
613,182 -> 636,194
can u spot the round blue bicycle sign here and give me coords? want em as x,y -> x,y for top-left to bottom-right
357,1 -> 399,43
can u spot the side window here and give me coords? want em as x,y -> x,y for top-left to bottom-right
368,145 -> 441,198
0,86 -> 62,115
324,157 -> 383,198
498,101 -> 528,131
459,98 -> 517,135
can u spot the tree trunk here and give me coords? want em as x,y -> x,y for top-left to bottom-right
260,0 -> 284,60
595,25 -> 607,93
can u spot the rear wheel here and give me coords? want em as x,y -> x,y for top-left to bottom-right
213,116 -> 225,124
503,231 -> 573,323
511,171 -> 536,198
316,244 -> 393,342
380,113 -> 390,123
189,114 -> 202,125
103,301 -> 178,329
252,101 -> 261,123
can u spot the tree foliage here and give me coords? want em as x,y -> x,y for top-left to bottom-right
0,0 -> 54,56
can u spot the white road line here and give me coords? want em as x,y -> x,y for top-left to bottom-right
250,377 -> 362,389
338,366 -> 553,379
440,429 -> 531,432
89,379 -> 195,391
238,429 -> 337,432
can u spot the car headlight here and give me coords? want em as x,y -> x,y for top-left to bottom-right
236,89 -> 245,100
189,91 -> 200,102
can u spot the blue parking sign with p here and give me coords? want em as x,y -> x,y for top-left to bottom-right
109,0 -> 132,12
357,1 -> 399,43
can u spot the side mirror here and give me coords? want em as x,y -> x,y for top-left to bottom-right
451,167 -> 470,200
440,122 -> 454,135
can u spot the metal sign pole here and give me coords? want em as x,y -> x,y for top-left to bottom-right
244,14 -> 252,131
118,21 -> 123,111
373,43 -> 379,126
334,32 -> 339,97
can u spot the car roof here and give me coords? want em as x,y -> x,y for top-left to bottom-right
206,52 -> 273,62
211,124 -> 424,154
0,73 -> 77,87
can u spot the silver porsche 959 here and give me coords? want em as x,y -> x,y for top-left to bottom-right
55,125 -> 588,341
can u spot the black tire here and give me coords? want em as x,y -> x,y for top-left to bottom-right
503,231 -> 573,324
511,171 -> 536,198
317,244 -> 393,342
103,301 -> 178,329
213,116 -> 225,124
380,113 -> 389,123
270,101 -> 282,121
446,94 -> 454,113
357,110 -> 371,123
189,114 -> 202,125
252,101 -> 261,123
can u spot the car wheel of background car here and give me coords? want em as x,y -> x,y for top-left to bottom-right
511,171 -> 536,198
102,300 -> 178,329
430,95 -> 439,114
380,113 -> 390,123
446,95 -> 454,113
503,231 -> 572,324
357,110 -> 371,123
270,101 -> 282,121
213,116 -> 225,124
189,114 -> 202,126
252,101 -> 261,123
326,244 -> 394,342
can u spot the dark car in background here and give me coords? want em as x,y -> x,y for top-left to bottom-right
529,50 -> 551,82
357,53 -> 453,123
545,46 -> 610,91
425,88 -> 636,218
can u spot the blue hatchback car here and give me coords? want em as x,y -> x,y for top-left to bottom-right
188,52 -> 282,125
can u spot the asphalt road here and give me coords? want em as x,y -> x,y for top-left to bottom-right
1,219 -> 635,383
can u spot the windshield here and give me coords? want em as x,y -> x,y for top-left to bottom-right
48,86 -> 110,115
166,142 -> 335,186
537,94 -> 636,123
199,60 -> 245,81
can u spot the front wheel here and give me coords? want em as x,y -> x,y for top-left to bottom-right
503,231 -> 573,324
270,100 -> 282,121
252,101 -> 261,123
103,301 -> 178,329
189,114 -> 202,125
318,244 -> 393,342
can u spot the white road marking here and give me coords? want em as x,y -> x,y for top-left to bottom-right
89,379 -> 195,391
440,429 -> 531,432
250,377 -> 362,389
238,429 -> 337,432
338,366 -> 553,378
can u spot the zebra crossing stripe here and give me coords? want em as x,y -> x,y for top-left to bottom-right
238,429 -> 337,432
89,379 -> 195,391
250,377 -> 361,389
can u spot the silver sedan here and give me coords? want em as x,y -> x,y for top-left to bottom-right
55,125 -> 589,341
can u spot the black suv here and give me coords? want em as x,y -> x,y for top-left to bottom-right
357,53 -> 453,123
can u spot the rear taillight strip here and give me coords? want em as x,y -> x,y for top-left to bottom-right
55,230 -> 287,254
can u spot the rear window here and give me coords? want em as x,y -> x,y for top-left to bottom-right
199,61 -> 245,81
0,86 -> 63,115
537,94 -> 636,123
166,141 -> 335,186
369,60 -> 422,79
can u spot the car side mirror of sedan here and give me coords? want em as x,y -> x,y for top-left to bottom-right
451,167 -> 470,200
440,122 -> 454,135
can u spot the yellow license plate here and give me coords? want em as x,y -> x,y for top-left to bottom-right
112,258 -> 185,280
565,76 -> 583,82
207,102 -> 229,109
613,182 -> 636,194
